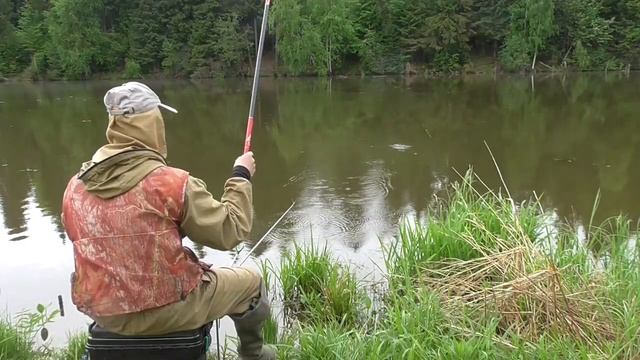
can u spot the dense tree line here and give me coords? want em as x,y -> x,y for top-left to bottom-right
0,0 -> 638,79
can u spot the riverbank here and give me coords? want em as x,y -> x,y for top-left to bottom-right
2,168 -> 639,359
1,56 -> 636,82
269,169 -> 639,359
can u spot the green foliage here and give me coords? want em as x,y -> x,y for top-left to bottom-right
387,169 -> 541,279
127,0 -> 164,73
0,0 -> 639,76
554,0 -> 613,70
422,0 -> 472,55
123,59 -> 142,79
432,51 -> 463,73
0,0 -> 24,76
189,0 -> 220,78
0,305 -> 91,360
15,0 -> 48,78
0,317 -> 33,359
259,261 -> 279,345
574,40 -> 591,69
0,304 -> 60,359
161,40 -> 184,77
46,0 -> 109,79
605,0 -> 640,65
471,0 -> 513,49
270,0 -> 322,75
354,0 -> 405,74
501,0 -> 556,71
212,13 -> 251,75
274,169 -> 640,359
158,0 -> 195,77
311,0 -> 357,75
271,0 -> 356,75
279,244 -> 366,327
500,32 -> 532,71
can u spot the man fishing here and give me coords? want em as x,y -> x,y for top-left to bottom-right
61,82 -> 276,360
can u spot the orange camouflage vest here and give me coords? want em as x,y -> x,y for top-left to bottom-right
62,166 -> 203,317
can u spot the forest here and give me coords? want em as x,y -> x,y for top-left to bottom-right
0,0 -> 638,79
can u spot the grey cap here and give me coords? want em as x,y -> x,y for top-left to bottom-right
103,82 -> 178,116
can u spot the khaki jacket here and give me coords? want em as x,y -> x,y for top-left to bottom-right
71,107 -> 253,261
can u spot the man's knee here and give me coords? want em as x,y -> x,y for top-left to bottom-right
229,267 -> 262,295
211,267 -> 264,313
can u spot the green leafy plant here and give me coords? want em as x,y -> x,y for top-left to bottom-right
16,303 -> 60,346
123,59 -> 142,79
0,304 -> 59,359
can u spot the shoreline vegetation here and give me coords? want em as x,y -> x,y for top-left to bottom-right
266,169 -> 640,359
0,62 -> 637,83
2,168 -> 639,359
0,304 -> 86,360
0,1 -> 639,81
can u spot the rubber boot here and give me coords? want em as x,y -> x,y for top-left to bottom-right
230,283 -> 277,360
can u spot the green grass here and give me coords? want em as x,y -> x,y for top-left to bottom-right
386,170 -> 542,281
1,303 -> 64,360
260,260 -> 279,345
266,169 -> 640,360
54,333 -> 87,360
277,244 -> 368,327
0,303 -> 92,360
0,317 -> 34,360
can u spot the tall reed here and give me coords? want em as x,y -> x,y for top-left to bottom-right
270,169 -> 640,359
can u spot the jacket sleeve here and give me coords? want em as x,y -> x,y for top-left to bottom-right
180,175 -> 253,251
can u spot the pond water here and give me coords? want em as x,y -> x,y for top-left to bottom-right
1,74 -> 639,345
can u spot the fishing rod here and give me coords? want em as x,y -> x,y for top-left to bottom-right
217,1 -> 273,357
244,0 -> 272,154
234,0 -> 281,267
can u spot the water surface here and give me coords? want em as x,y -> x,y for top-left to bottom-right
1,74 -> 639,343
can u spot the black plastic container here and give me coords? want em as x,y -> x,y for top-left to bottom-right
86,322 -> 212,360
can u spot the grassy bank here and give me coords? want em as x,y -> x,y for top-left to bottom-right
266,169 -> 640,359
0,308 -> 86,360
0,318 -> 33,359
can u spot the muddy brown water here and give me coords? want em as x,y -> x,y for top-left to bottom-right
1,75 -> 639,344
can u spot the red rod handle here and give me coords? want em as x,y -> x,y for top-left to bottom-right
243,116 -> 255,153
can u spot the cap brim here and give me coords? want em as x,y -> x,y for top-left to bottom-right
158,103 -> 178,114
